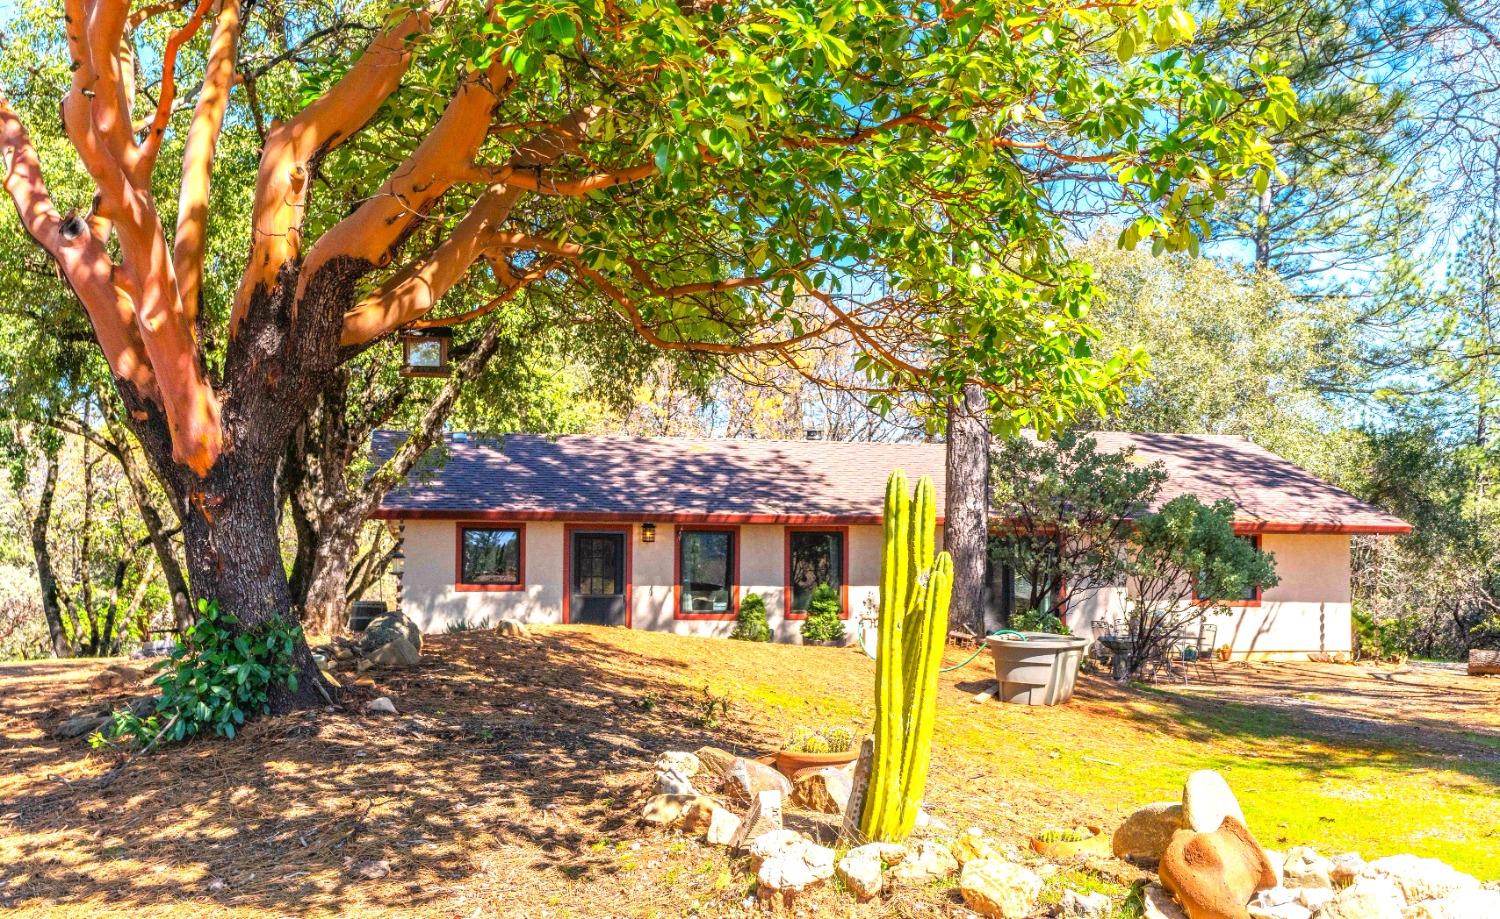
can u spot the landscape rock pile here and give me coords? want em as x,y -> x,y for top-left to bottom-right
313,611 -> 424,680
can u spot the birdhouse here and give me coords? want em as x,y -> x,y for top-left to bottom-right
400,328 -> 453,377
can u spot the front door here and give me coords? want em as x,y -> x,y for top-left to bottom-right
570,531 -> 627,626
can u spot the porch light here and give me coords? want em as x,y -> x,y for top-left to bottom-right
641,522 -> 657,543
400,328 -> 453,378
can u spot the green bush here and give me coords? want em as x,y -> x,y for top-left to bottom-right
731,592 -> 772,642
93,599 -> 302,748
1012,608 -> 1068,635
1470,615 -> 1500,651
801,583 -> 846,643
1353,607 -> 1418,662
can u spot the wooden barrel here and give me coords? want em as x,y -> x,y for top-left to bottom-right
1469,649 -> 1500,676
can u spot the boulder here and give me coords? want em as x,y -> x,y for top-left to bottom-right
1282,846 -> 1332,889
723,756 -> 792,803
1313,876 -> 1405,919
677,797 -> 740,844
836,844 -> 885,901
1143,884 -> 1190,919
889,840 -> 958,886
1402,889 -> 1500,919
730,789 -> 785,850
756,839 -> 835,905
89,663 -> 145,693
745,829 -> 804,867
1247,889 -> 1310,919
640,793 -> 715,826
1114,802 -> 1187,865
1182,770 -> 1248,834
1158,817 -> 1276,919
952,827 -> 1004,866
364,696 -> 398,714
655,766 -> 696,796
1297,888 -> 1334,911
366,636 -> 420,669
495,618 -> 531,639
790,764 -> 853,814
958,858 -> 1043,919
1358,855 -> 1479,903
1328,853 -> 1365,888
57,712 -> 110,739
703,806 -> 742,847
654,751 -> 701,778
360,611 -> 422,654
1060,889 -> 1112,918
693,746 -> 738,784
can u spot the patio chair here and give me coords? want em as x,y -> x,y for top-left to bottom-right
1184,622 -> 1220,683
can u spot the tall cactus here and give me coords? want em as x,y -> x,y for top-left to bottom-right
859,471 -> 955,842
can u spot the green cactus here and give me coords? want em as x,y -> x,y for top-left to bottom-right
859,471 -> 955,843
826,726 -> 855,753
802,734 -> 831,754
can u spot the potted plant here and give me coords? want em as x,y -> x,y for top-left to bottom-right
1029,825 -> 1109,859
987,629 -> 1089,705
731,593 -> 771,642
1215,644 -> 1232,662
774,725 -> 859,777
800,584 -> 846,646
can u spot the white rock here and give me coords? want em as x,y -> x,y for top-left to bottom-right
889,839 -> 958,885
655,766 -> 696,796
1284,846 -> 1333,889
1060,888 -> 1112,918
1143,884 -> 1189,919
704,805 -> 742,846
745,829 -> 803,866
1298,888 -> 1335,910
958,858 -> 1043,919
640,793 -> 712,825
730,789 -> 784,850
1402,889 -> 1500,919
364,696 -> 397,715
1248,902 -> 1310,919
654,751 -> 700,777
1315,877 -> 1406,919
836,844 -> 885,901
757,840 -> 835,899
1329,852 -> 1365,888
1182,769 -> 1247,833
1360,855 -> 1480,903
1252,886 -> 1298,909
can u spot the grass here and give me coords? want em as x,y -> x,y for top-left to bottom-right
2,626 -> 1497,917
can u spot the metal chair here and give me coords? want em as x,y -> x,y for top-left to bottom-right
1186,622 -> 1220,683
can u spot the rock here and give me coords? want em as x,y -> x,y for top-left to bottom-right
355,859 -> 391,880
1297,888 -> 1334,911
1060,888 -> 1112,918
730,790 -> 785,850
89,663 -> 145,692
360,611 -> 422,654
366,636 -> 420,669
694,746 -> 738,783
1114,802 -> 1187,865
655,766 -> 696,796
495,618 -> 530,639
1248,902 -> 1310,919
723,756 -> 792,803
1143,884 -> 1190,919
1328,853 -> 1365,888
958,858 -> 1043,919
364,696 -> 398,714
1266,850 -> 1286,888
640,793 -> 714,826
745,829 -> 804,867
1159,817 -> 1276,919
756,840 -> 835,905
953,827 -> 1003,866
1313,876 -> 1405,919
1283,846 -> 1333,889
703,806 -> 742,846
654,751 -> 701,778
1402,889 -> 1500,919
889,840 -> 959,886
790,764 -> 852,814
1359,855 -> 1479,903
1182,769 -> 1248,834
836,844 -> 885,901
57,712 -> 110,739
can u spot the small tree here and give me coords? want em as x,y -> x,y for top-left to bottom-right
990,433 -> 1168,624
731,593 -> 772,642
801,584 -> 846,644
1123,497 -> 1279,678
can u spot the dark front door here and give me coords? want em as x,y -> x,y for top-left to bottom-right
571,532 -> 627,626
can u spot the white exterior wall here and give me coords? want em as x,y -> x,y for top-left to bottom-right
396,519 -> 883,642
1056,532 -> 1352,660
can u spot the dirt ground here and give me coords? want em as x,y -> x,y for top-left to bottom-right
2,627 -> 1497,918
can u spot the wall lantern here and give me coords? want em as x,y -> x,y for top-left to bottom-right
400,328 -> 453,378
641,522 -> 657,543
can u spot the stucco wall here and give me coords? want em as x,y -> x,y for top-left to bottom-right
397,519 -> 884,642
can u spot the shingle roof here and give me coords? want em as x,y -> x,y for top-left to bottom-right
372,431 -> 1410,533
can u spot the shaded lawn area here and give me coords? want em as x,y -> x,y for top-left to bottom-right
1,626 -> 1496,918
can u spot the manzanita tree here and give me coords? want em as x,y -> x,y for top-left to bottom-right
1,0 -> 1290,708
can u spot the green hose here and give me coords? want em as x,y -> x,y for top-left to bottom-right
855,615 -> 1027,671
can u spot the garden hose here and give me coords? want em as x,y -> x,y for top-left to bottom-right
855,613 -> 1027,671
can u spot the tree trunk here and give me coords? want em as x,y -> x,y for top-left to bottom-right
300,515 -> 360,637
30,452 -> 69,657
945,384 -> 991,637
178,453 -> 327,712
105,419 -> 194,633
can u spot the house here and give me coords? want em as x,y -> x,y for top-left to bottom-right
371,432 -> 1410,659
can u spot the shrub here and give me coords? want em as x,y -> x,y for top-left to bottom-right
93,599 -> 302,748
1012,608 -> 1068,635
801,583 -> 845,643
1469,615 -> 1500,651
731,592 -> 772,642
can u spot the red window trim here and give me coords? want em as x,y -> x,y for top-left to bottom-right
673,524 -> 741,621
561,523 -> 634,627
455,523 -> 526,592
1193,533 -> 1264,608
784,525 -> 850,621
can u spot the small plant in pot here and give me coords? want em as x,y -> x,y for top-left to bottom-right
1215,643 -> 1232,662
1029,824 -> 1108,858
800,584 -> 846,646
774,724 -> 860,777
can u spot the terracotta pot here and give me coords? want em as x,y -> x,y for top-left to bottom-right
773,748 -> 859,778
1029,825 -> 1107,859
1215,648 -> 1232,662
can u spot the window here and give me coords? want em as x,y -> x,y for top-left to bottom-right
1193,534 -> 1262,605
787,529 -> 846,616
676,528 -> 738,618
457,525 -> 524,590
